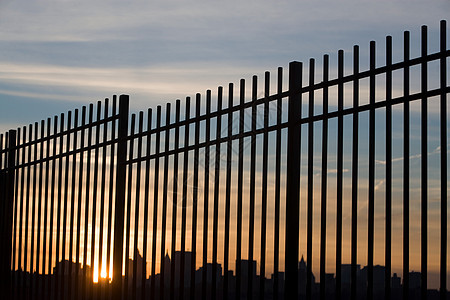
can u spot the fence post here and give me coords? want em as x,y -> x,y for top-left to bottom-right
112,95 -> 129,300
285,62 -> 302,299
1,130 -> 16,299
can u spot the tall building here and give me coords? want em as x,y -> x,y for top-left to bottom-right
126,250 -> 146,282
392,273 -> 401,289
298,255 -> 315,296
341,264 -> 360,286
236,259 -> 257,296
238,259 -> 257,281
53,260 -> 82,276
195,263 -> 222,285
409,271 -> 421,290
163,250 -> 193,288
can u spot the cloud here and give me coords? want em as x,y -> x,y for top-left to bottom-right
327,168 -> 350,174
374,179 -> 385,191
0,61 -> 258,103
375,145 -> 447,165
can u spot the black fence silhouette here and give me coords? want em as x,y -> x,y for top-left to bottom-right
0,21 -> 449,300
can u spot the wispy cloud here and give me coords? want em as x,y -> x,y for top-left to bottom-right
327,168 -> 350,174
374,179 -> 385,191
0,61 -> 258,102
375,145 -> 446,165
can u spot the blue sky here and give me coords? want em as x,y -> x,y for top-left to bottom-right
0,0 -> 449,133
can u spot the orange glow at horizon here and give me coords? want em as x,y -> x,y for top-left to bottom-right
92,258 -> 112,283
93,259 -> 99,283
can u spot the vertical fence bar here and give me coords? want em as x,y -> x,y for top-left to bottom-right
9,131 -> 14,297
179,99 -> 189,299
107,98 -> 117,299
75,107 -> 86,300
285,61 -> 302,300
223,86 -> 233,295
201,92 -> 211,300
212,89 -> 222,300
179,99 -> 189,300
36,120 -> 44,298
30,122 -> 38,298
235,79 -> 244,300
2,131 -> 11,295
170,101 -> 180,300
18,126 -> 25,299
82,105 -> 93,299
124,113 -> 136,298
14,129 -> 20,299
420,25 -> 428,300
42,119 -> 50,300
132,111 -> 143,300
48,117 -> 56,300
12,129 -> 19,299
90,102 -> 102,300
62,111 -> 72,298
320,55 -> 329,300
24,124 -> 32,299
16,126 -> 23,298
150,105 -> 161,300
385,35 -> 393,300
151,106 -> 162,298
306,58 -> 315,300
367,41 -> 376,300
273,67 -> 283,300
141,107 -> 152,300
2,130 -> 16,299
351,45 -> 359,300
97,98 -> 109,299
224,84 -> 233,300
112,95 -> 129,300
99,100 -> 109,298
403,30 -> 410,300
55,115 -> 64,299
259,71 -> 270,300
0,134 -> 3,258
439,20 -> 447,300
15,129 -> 20,298
0,131 -> 5,260
18,126 -> 24,299
68,110 -> 78,299
248,75 -> 257,300
174,97 -> 185,299
8,132 -> 14,297
0,135 -> 3,281
0,132 -> 5,275
336,50 -> 344,300
190,95 -> 200,300
21,127 -> 26,300
160,103 -> 171,300
0,134 -> 4,267
222,89 -> 231,292
0,132 -> 5,290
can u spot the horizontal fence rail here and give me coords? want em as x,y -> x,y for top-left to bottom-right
0,20 -> 449,300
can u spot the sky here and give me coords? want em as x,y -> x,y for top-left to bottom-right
1,0 -> 450,290
0,0 -> 449,133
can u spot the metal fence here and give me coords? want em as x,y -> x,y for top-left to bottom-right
0,20 -> 449,300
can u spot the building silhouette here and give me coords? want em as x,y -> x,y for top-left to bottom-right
126,250 -> 146,284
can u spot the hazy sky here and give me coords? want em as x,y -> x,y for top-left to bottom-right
0,0 -> 449,133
